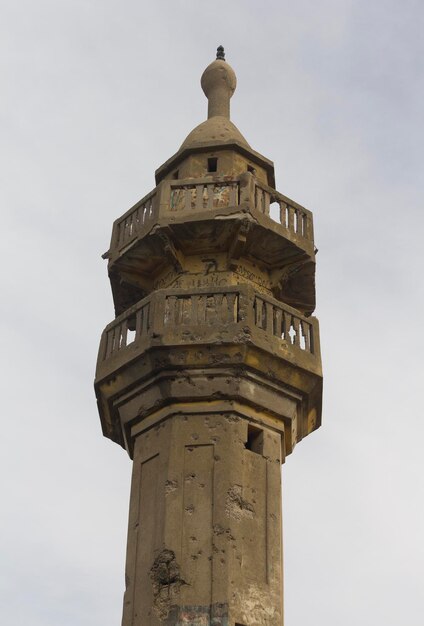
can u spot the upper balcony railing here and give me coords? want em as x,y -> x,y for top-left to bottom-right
111,188 -> 157,252
96,285 -> 320,379
254,181 -> 314,241
108,175 -> 314,258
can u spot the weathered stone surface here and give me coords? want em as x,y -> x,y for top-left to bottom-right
95,47 -> 322,625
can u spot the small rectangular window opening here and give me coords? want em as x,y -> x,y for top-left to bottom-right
208,157 -> 218,172
245,424 -> 264,455
247,164 -> 255,174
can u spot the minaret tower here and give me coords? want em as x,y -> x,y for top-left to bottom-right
95,47 -> 322,626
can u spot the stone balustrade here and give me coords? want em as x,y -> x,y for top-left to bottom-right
169,179 -> 240,212
108,175 -> 314,258
254,181 -> 313,241
112,188 -> 157,251
97,286 -> 319,378
254,294 -> 315,353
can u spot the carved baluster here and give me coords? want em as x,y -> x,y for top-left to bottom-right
142,304 -> 150,333
134,207 -> 141,233
135,307 -> 143,339
181,297 -> 191,324
287,206 -> 295,233
283,312 -> 291,342
170,189 -> 176,211
205,295 -> 216,323
293,317 -> 301,347
120,319 -> 128,349
299,211 -> 305,237
265,302 -> 273,334
226,292 -> 237,323
229,183 -> 237,207
165,296 -> 176,326
191,295 -> 199,324
263,191 -> 270,216
195,186 -> 203,211
274,307 -> 282,338
112,325 -> 121,354
175,297 -> 183,324
212,293 -> 223,323
304,214 -> 312,240
198,295 -> 206,324
184,187 -> 191,212
279,201 -> 287,228
259,189 -> 264,213
309,324 -> 315,354
301,321 -> 310,352
207,184 -> 214,209
299,210 -> 305,236
255,297 -> 264,328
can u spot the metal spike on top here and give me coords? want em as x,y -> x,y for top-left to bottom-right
216,45 -> 225,61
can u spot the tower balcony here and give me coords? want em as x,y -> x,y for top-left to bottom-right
95,285 -> 322,459
105,173 -> 317,317
108,173 -> 315,262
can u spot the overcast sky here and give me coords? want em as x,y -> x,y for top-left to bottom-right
1,1 -> 423,625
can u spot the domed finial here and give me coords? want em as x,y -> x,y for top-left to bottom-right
201,50 -> 237,120
216,45 -> 225,61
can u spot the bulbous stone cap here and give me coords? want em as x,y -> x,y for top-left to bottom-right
201,59 -> 236,119
180,116 -> 250,150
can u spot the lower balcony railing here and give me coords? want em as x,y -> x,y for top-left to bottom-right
96,286 -> 320,378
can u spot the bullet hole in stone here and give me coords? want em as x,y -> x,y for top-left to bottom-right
191,433 -> 199,440
165,480 -> 178,495
226,485 -> 254,521
214,455 -> 221,461
185,505 -> 195,515
224,414 -> 240,424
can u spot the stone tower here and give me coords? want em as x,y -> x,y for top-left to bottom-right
95,47 -> 322,626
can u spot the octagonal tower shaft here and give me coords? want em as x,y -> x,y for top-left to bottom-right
95,48 -> 322,626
